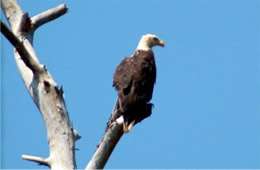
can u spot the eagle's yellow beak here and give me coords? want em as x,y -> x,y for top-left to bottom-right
158,39 -> 165,47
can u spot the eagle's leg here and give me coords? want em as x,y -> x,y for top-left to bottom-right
122,103 -> 153,133
123,119 -> 136,133
118,98 -> 123,113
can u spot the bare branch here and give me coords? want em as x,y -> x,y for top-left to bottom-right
0,19 -> 43,74
31,4 -> 68,31
22,155 -> 50,167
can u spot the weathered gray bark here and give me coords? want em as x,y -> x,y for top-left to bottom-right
1,0 -> 79,169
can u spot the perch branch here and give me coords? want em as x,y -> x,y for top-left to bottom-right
22,155 -> 50,167
31,4 -> 68,31
86,98 -> 152,169
86,102 -> 124,169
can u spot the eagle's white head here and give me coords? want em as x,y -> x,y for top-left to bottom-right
136,34 -> 165,51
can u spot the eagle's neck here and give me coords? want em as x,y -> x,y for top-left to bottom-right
136,40 -> 151,51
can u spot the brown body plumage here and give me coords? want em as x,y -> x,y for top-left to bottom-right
113,34 -> 164,132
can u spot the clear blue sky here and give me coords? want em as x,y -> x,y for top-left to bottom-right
1,0 -> 260,169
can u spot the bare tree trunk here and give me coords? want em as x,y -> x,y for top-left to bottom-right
1,1 -> 152,169
1,0 -> 79,169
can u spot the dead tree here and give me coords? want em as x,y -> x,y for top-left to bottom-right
1,0 -> 151,169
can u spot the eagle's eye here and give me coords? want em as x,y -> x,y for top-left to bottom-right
153,37 -> 159,41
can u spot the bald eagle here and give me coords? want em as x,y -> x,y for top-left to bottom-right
113,34 -> 164,132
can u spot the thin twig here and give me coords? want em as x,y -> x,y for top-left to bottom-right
22,155 -> 50,167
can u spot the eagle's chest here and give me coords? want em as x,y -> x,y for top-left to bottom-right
129,55 -> 156,88
130,52 -> 156,73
